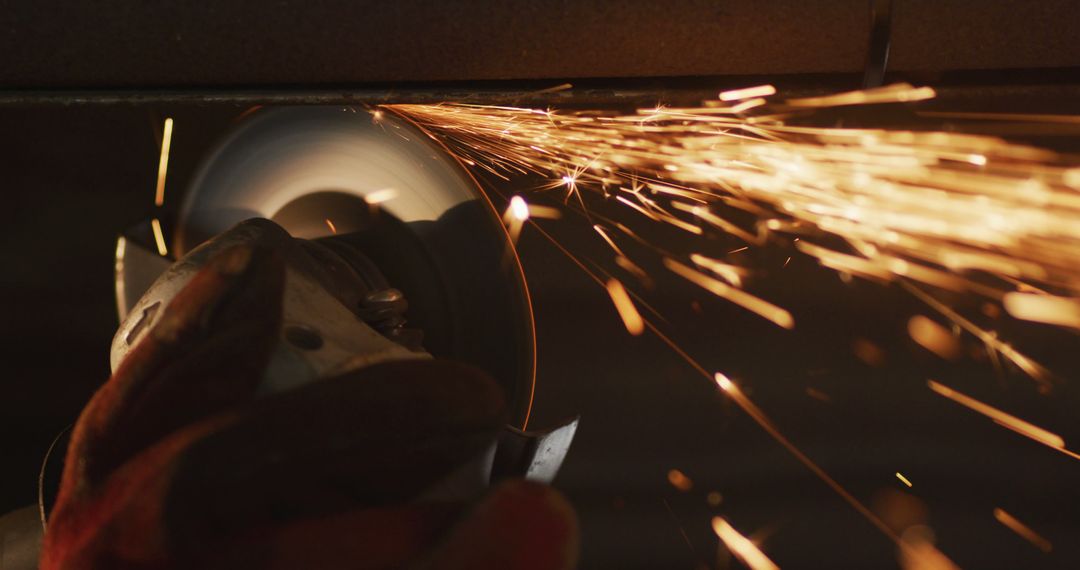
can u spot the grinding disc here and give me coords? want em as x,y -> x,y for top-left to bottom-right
176,107 -> 536,426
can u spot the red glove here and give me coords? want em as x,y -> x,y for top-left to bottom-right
42,241 -> 578,569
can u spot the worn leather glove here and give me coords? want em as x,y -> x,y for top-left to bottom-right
42,239 -> 577,569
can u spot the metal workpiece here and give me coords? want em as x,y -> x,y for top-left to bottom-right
492,417 -> 581,484
862,0 -> 893,88
4,1 -> 1077,95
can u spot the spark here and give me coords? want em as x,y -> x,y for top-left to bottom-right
605,278 -> 645,336
714,372 -> 735,392
730,97 -> 767,114
906,284 -> 1053,389
150,218 -> 168,257
786,83 -> 936,107
535,82 -> 574,94
666,259 -> 794,329
907,315 -> 962,360
690,253 -> 746,286
720,84 -> 776,101
993,508 -> 1052,553
526,203 -> 562,219
387,85 -> 1080,324
852,338 -> 887,367
510,195 -> 531,221
503,195 -> 532,243
153,117 -> 173,207
383,87 -> 1080,560
114,237 -> 128,322
895,472 -> 913,488
712,373 -> 904,550
711,517 -> 779,570
1003,292 -> 1080,329
667,468 -> 694,492
325,218 -> 337,234
927,380 -> 1070,453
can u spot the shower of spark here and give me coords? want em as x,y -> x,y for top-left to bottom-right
386,84 -> 1080,351
383,84 -> 1080,565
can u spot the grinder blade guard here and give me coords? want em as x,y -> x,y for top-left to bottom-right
115,107 -> 537,426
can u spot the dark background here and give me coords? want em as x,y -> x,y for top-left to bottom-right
3,86 -> 1080,569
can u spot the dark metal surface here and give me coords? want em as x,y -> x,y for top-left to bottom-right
3,1 -> 1079,95
0,1 -> 867,89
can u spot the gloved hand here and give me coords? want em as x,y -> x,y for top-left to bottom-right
41,239 -> 578,569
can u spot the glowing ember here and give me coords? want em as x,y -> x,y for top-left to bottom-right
719,84 -> 776,101
1003,292 -> 1080,329
993,508 -> 1052,553
324,218 -> 337,234
714,372 -> 735,392
895,472 -> 913,488
666,259 -> 794,329
907,315 -> 962,360
150,218 -> 168,257
503,195 -> 532,243
153,117 -> 173,207
852,338 -> 887,367
711,517 -> 779,570
927,380 -> 1067,451
605,278 -> 645,336
666,468 -> 694,492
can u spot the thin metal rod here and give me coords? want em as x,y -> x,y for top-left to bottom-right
863,0 -> 894,88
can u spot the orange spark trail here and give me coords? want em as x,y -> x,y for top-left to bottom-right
150,218 -> 168,257
927,380 -> 1071,454
993,508 -> 1053,553
153,117 -> 173,207
448,151 -> 926,559
712,517 -> 779,570
605,278 -> 645,336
